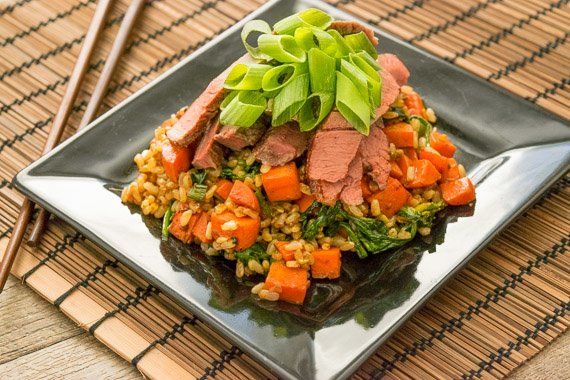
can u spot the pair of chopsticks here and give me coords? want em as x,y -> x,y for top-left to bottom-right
0,0 -> 145,293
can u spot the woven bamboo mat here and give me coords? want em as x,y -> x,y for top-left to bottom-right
0,0 -> 569,378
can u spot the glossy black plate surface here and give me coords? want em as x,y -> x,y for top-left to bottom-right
14,1 -> 570,379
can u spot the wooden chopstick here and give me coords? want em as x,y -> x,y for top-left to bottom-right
27,0 -> 146,247
0,0 -> 115,293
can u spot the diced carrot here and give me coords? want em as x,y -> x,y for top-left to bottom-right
441,177 -> 476,206
430,131 -> 456,158
404,91 -> 426,118
361,177 -> 373,198
210,212 -> 260,251
397,154 -> 413,180
366,177 -> 411,217
389,160 -> 403,179
419,147 -> 448,173
261,162 -> 302,202
229,180 -> 260,212
274,241 -> 295,261
161,118 -> 177,128
311,248 -> 341,279
384,122 -> 414,148
441,158 -> 460,183
162,140 -> 194,182
264,262 -> 309,305
215,179 -> 233,200
192,212 -> 212,244
406,159 -> 441,188
169,212 -> 199,244
296,193 -> 316,213
403,147 -> 418,161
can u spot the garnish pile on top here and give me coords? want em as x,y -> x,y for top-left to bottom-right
220,9 -> 382,135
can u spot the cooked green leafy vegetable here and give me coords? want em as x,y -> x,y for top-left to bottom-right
235,243 -> 271,265
220,161 -> 261,181
161,202 -> 174,240
187,170 -> 209,201
255,188 -> 272,219
408,115 -> 432,145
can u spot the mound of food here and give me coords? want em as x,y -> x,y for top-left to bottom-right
122,9 -> 475,305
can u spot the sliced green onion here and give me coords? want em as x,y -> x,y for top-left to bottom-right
224,63 -> 271,90
340,59 -> 369,102
241,20 -> 272,60
294,27 -> 337,56
220,91 -> 267,128
352,50 -> 380,71
344,31 -> 378,58
327,29 -> 353,58
273,8 -> 333,35
188,184 -> 208,201
262,63 -> 307,92
272,73 -> 309,126
336,71 -> 370,135
308,48 -> 336,93
161,202 -> 174,239
220,91 -> 238,110
350,53 -> 381,108
298,92 -> 334,131
258,34 -> 306,63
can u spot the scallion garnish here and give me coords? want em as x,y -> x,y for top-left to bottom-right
220,91 -> 267,128
161,203 -> 174,240
271,73 -> 309,126
224,63 -> 271,90
188,184 -> 208,201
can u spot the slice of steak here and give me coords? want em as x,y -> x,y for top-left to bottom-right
253,122 -> 310,166
307,129 -> 363,183
320,111 -> 354,131
375,67 -> 400,119
192,118 -> 223,169
311,180 -> 344,206
214,117 -> 267,150
359,123 -> 390,190
167,54 -> 252,146
329,20 -> 379,46
378,53 -> 409,87
339,155 -> 364,205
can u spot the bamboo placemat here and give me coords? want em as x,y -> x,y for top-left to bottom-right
0,0 -> 569,378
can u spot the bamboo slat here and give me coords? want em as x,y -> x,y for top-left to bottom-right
0,0 -> 569,378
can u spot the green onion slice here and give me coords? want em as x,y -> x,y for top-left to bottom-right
241,20 -> 272,60
298,92 -> 334,131
350,53 -> 381,108
272,73 -> 309,126
327,29 -> 353,58
161,203 -> 174,240
308,48 -> 336,93
352,50 -> 380,70
344,31 -> 378,58
258,34 -> 306,63
336,71 -> 370,135
262,63 -> 307,92
340,59 -> 369,102
294,27 -> 337,56
188,184 -> 208,202
220,90 -> 238,110
224,63 -> 271,90
273,8 -> 333,35
220,91 -> 267,128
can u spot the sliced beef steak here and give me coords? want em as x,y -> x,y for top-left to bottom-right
253,122 -> 310,166
167,54 -> 252,146
360,123 -> 390,190
192,118 -> 223,169
320,111 -> 354,131
378,54 -> 409,87
307,129 -> 362,182
339,155 -> 364,205
375,66 -> 400,118
214,117 -> 267,150
329,20 -> 378,46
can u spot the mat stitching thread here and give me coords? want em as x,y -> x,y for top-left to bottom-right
0,0 -> 32,16
88,285 -> 160,334
0,0 -> 96,47
0,227 -> 13,240
130,316 -> 198,366
408,0 -> 500,43
53,259 -> 119,307
0,100 -> 88,154
198,346 -> 242,380
488,32 -> 570,80
447,0 -> 569,63
0,179 -> 13,190
20,232 -> 84,283
0,15 -> 124,81
0,0 -> 221,117
463,299 -> 570,379
527,77 -> 570,103
370,237 -> 569,379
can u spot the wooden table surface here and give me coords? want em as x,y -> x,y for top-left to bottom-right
2,273 -> 569,379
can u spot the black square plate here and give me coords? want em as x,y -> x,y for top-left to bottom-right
14,1 -> 570,379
